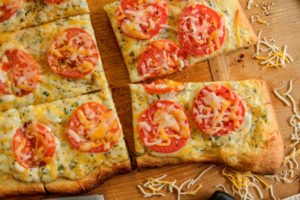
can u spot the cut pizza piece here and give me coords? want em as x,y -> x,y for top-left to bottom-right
0,92 -> 130,197
0,14 -> 106,112
105,0 -> 257,82
0,0 -> 89,33
130,79 -> 284,174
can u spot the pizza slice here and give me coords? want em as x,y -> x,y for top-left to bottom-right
0,91 -> 131,197
0,0 -> 89,33
129,79 -> 284,174
105,0 -> 257,82
0,14 -> 106,112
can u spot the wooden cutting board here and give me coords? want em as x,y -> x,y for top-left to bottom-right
5,0 -> 300,199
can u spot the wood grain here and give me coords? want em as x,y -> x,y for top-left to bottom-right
3,0 -> 300,199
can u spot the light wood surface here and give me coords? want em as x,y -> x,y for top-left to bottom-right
4,0 -> 300,199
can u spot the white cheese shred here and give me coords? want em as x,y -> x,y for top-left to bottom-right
247,0 -> 254,9
215,184 -> 228,193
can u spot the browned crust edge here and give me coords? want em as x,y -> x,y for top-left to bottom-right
0,174 -> 45,197
137,153 -> 219,169
44,161 -> 131,195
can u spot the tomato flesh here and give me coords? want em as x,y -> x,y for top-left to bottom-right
178,5 -> 225,56
143,79 -> 185,93
138,40 -> 189,80
66,102 -> 121,153
192,84 -> 245,136
117,0 -> 167,39
0,48 -> 40,96
47,28 -> 99,78
13,122 -> 56,168
138,100 -> 190,153
0,0 -> 20,23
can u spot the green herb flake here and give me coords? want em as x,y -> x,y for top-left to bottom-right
136,152 -> 142,157
42,91 -> 49,97
58,164 -> 64,171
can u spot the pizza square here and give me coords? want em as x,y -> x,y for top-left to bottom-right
104,0 -> 257,82
0,14 -> 107,112
0,91 -> 131,197
0,0 -> 89,33
129,79 -> 284,174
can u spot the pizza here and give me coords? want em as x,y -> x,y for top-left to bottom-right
104,0 -> 257,82
0,92 -> 130,197
0,14 -> 106,112
129,79 -> 284,174
0,0 -> 89,33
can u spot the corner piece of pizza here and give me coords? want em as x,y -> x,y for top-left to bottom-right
0,92 -> 131,197
105,0 -> 257,82
0,0 -> 89,33
0,14 -> 107,112
129,79 -> 284,174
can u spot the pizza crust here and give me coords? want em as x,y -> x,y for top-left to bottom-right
0,174 -> 45,197
130,80 -> 284,174
45,161 -> 131,195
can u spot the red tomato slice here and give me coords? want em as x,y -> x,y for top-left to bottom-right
143,79 -> 185,93
138,40 -> 189,79
43,0 -> 68,4
13,122 -> 56,168
116,0 -> 167,39
47,28 -> 99,78
138,100 -> 190,153
192,84 -> 245,136
0,0 -> 20,23
66,102 -> 121,153
178,5 -> 226,56
0,49 -> 40,96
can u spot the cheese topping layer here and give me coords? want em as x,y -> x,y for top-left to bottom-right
130,80 -> 270,163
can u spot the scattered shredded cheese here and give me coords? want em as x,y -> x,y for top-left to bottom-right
253,30 -> 293,69
137,165 -> 215,200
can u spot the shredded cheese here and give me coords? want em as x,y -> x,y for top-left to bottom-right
137,165 -> 215,200
253,30 -> 293,69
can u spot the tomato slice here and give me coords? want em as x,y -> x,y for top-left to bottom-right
47,28 -> 99,78
66,102 -> 121,153
13,122 -> 56,168
116,0 -> 167,39
0,0 -> 20,23
0,49 -> 40,96
138,100 -> 190,153
138,40 -> 189,79
178,5 -> 225,56
143,79 -> 185,93
43,0 -> 68,4
192,84 -> 245,136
